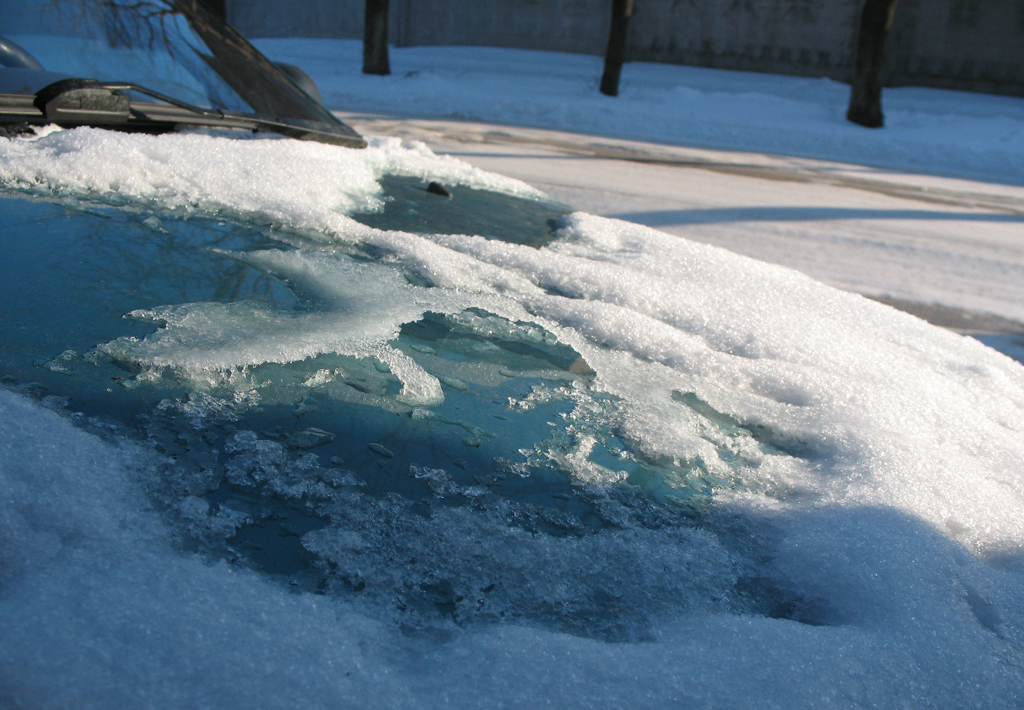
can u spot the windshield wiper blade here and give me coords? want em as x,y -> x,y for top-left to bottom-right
0,78 -> 366,148
41,78 -> 223,120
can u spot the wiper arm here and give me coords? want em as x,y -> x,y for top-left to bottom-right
35,78 -> 220,122
0,78 -> 366,149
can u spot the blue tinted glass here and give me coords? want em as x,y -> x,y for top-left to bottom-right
2,0 -> 250,110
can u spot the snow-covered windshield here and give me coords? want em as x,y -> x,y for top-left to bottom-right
2,33 -> 1024,709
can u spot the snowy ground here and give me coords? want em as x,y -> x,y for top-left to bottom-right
256,39 -> 1024,361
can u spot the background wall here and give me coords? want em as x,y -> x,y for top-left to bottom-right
227,0 -> 1024,96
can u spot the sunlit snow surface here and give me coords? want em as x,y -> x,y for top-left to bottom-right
254,39 -> 1024,187
2,128 -> 1024,708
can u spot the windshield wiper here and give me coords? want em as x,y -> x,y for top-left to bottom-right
0,78 -> 366,149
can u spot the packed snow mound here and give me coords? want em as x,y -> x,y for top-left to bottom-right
0,127 -> 545,228
2,128 -> 1024,708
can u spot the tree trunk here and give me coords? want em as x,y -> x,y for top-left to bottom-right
363,0 -> 391,76
600,0 -> 633,97
847,0 -> 899,128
